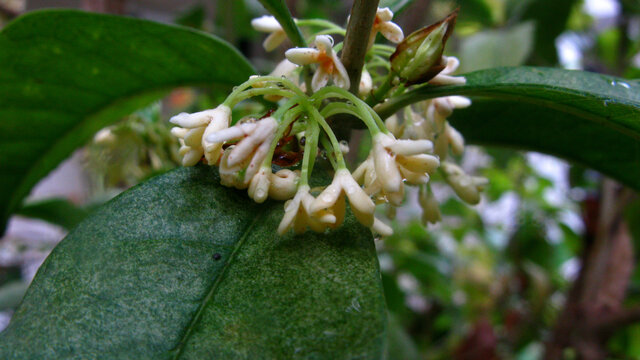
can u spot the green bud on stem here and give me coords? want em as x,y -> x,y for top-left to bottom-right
390,9 -> 458,85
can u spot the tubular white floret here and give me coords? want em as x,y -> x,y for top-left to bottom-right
311,169 -> 376,228
368,7 -> 404,49
441,162 -> 488,205
419,185 -> 442,225
429,56 -> 467,85
278,185 -> 336,235
252,15 -> 288,51
269,169 -> 300,201
170,105 -> 231,166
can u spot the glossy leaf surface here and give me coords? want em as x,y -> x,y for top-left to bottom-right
0,166 -> 386,359
0,10 -> 255,233
376,67 -> 640,189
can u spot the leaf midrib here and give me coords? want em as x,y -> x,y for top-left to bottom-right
170,210 -> 268,359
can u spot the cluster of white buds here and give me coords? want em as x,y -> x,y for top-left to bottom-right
170,8 -> 484,236
170,105 -> 231,166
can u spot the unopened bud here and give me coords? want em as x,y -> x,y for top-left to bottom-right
390,10 -> 457,85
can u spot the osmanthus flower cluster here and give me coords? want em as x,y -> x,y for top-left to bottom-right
170,7 -> 486,236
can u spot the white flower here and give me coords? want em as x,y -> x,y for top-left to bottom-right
285,35 -> 350,91
429,56 -> 466,85
359,68 -> 373,97
372,218 -> 393,237
93,127 -> 116,144
252,15 -> 288,52
219,145 -> 250,189
375,133 -> 437,181
353,155 -> 404,206
441,162 -> 488,205
384,115 -> 403,138
248,166 -> 271,203
419,185 -> 441,225
278,185 -> 336,235
170,105 -> 231,166
269,169 -> 300,200
369,7 -> 404,49
207,116 -> 278,184
310,169 -> 376,228
424,96 -> 470,159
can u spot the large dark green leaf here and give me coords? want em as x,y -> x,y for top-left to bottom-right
375,67 -> 640,189
0,166 -> 386,359
0,10 -> 255,234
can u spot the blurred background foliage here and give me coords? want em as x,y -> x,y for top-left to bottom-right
0,0 -> 639,358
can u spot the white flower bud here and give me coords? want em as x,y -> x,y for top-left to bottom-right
202,105 -> 231,164
269,169 -> 299,200
248,167 -> 271,203
419,185 -> 441,225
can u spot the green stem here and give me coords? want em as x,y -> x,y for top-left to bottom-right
319,133 -> 338,169
230,88 -> 296,107
299,115 -> 319,186
263,105 -> 305,167
311,86 -> 386,134
366,71 -> 395,106
224,75 -> 306,107
340,0 -> 381,94
304,104 -> 347,169
320,102 -> 361,119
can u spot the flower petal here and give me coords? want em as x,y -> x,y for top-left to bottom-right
330,53 -> 351,90
170,109 -> 215,128
373,135 -> 402,193
285,48 -> 321,65
184,127 -> 205,148
312,67 -> 331,92
314,35 -> 334,52
278,199 -> 300,235
269,169 -> 299,200
372,217 -> 393,236
378,21 -> 404,43
446,123 -> 465,155
376,7 -> 394,22
396,154 -> 440,174
263,31 -> 287,52
182,148 -> 203,167
310,182 -> 342,214
388,139 -> 433,155
251,15 -> 282,32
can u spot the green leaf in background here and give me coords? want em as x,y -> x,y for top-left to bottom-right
0,10 -> 255,234
0,281 -> 28,311
256,0 -> 306,47
379,0 -> 416,15
459,22 -> 535,72
453,0 -> 495,26
375,67 -> 640,190
511,0 -> 577,65
16,198 -> 89,230
0,166 -> 387,359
